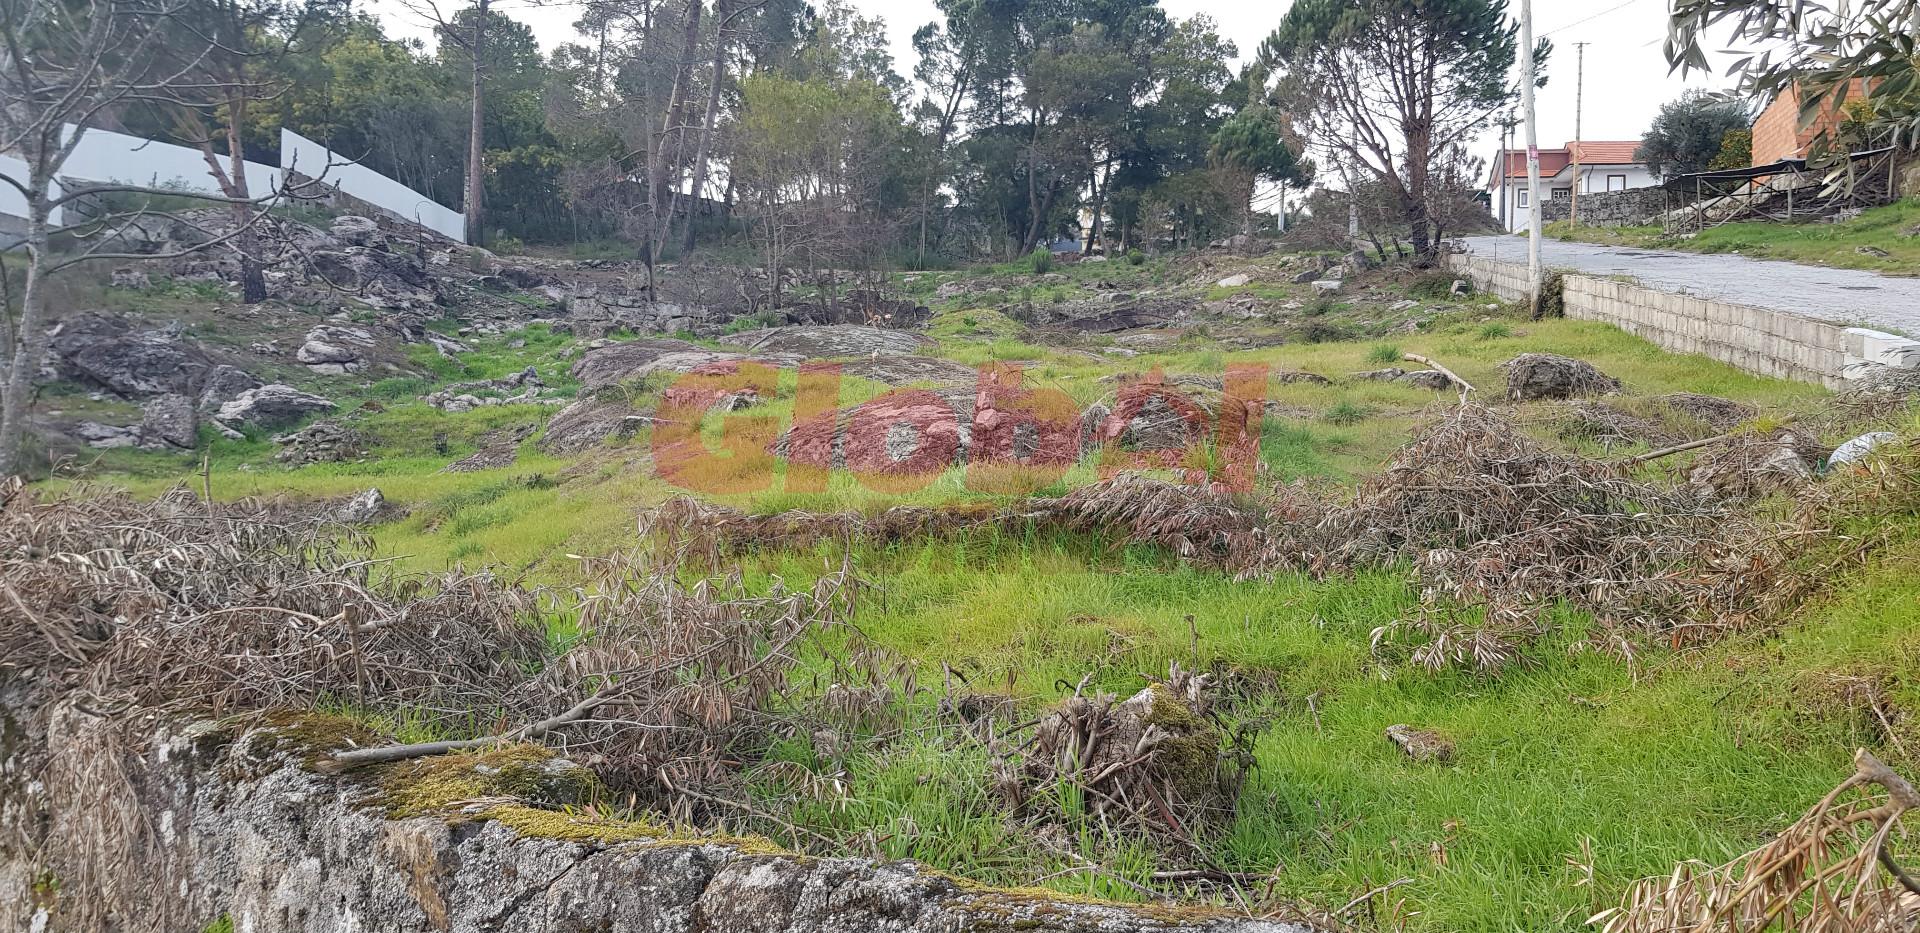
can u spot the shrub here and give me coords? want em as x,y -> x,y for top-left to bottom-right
1366,344 -> 1402,365
1323,400 -> 1371,425
1406,272 -> 1459,300
1028,248 -> 1053,275
1477,322 -> 1514,340
1126,248 -> 1146,266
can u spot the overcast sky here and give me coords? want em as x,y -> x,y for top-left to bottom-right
368,0 -> 1751,169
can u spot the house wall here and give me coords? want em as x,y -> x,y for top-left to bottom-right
1752,79 -> 1875,165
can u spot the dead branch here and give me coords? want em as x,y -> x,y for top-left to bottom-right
1402,353 -> 1475,402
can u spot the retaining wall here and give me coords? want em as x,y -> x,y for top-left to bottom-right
1535,186 -> 1671,227
1449,253 -> 1918,388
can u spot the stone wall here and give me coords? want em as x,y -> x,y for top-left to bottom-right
1448,254 -> 1864,387
1535,186 -> 1672,227
2,708 -> 1306,933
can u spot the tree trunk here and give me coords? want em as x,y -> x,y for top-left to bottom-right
678,0 -> 730,254
0,202 -> 52,476
463,0 -> 489,247
1083,159 -> 1109,254
645,0 -> 706,295
225,96 -> 266,304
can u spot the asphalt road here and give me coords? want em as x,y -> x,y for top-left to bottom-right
1462,235 -> 1920,336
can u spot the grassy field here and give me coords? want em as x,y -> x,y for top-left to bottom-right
42,249 -> 1920,931
1543,198 -> 1920,275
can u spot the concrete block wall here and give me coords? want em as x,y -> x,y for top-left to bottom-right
1449,254 -> 1851,387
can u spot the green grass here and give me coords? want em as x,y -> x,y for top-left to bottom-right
1544,198 -> 1920,275
729,525 -> 1920,930
42,248 -> 1911,931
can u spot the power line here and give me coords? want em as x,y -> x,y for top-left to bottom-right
1539,0 -> 1646,39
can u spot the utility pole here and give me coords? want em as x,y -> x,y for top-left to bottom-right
1569,41 -> 1588,228
1521,0 -> 1544,318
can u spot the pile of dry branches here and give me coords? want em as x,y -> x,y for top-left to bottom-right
647,471 -> 1269,574
0,477 -> 860,810
1,479 -> 543,721
1595,749 -> 1920,933
993,663 -> 1253,848
1306,406 -> 1760,669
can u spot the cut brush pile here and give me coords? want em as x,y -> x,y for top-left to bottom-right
0,476 -> 858,811
648,404 -> 1920,673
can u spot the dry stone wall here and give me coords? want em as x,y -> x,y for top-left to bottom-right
1,709 -> 1309,933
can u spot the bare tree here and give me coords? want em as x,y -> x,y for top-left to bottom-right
395,0 -> 495,246
165,0 -> 344,303
0,0 -> 295,474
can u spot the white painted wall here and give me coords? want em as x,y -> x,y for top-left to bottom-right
281,129 -> 465,243
57,124 -> 283,201
1489,163 -> 1662,232
1,125 -> 463,243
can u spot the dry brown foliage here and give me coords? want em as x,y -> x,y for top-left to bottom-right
993,662 -> 1253,843
647,471 -> 1269,574
1,479 -> 543,721
521,547 -> 859,803
1594,749 -> 1920,933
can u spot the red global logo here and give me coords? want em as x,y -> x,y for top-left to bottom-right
651,361 -> 1271,495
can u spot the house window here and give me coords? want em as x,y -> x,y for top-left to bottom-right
1516,187 -> 1529,208
1607,174 -> 1628,192
1552,187 -> 1572,200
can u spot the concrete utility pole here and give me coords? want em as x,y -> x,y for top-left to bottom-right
1569,41 -> 1587,227
1521,0 -> 1544,317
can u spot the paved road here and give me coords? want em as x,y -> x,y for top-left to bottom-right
1462,236 -> 1920,337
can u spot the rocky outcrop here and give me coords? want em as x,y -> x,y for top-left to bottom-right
215,385 -> 337,431
198,364 -> 265,413
49,314 -> 213,398
139,394 -> 199,449
296,324 -> 377,375
273,419 -> 365,465
570,338 -> 770,391
723,324 -> 931,359
1,714 -> 1301,933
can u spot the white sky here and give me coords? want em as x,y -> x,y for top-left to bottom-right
368,0 -> 1752,169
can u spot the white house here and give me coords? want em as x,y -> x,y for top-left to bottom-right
1485,141 -> 1658,232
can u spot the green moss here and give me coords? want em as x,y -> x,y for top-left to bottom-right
479,803 -> 666,844
1142,685 -> 1227,804
379,744 -> 598,818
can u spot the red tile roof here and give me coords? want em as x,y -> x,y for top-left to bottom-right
1487,141 -> 1644,186
1567,140 -> 1643,164
1490,148 -> 1570,183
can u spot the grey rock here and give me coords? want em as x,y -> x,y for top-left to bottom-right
1351,367 -> 1406,382
1216,273 -> 1251,288
1,712 -> 1300,933
110,267 -> 151,289
723,324 -> 930,359
328,215 -> 382,247
1397,370 -> 1455,391
73,421 -> 143,448
49,313 -> 213,399
336,487 -> 388,523
139,394 -> 198,449
197,365 -> 264,412
272,419 -> 364,465
539,397 -> 654,453
216,384 -> 336,430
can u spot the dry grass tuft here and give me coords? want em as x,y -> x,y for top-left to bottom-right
1595,749 -> 1920,933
